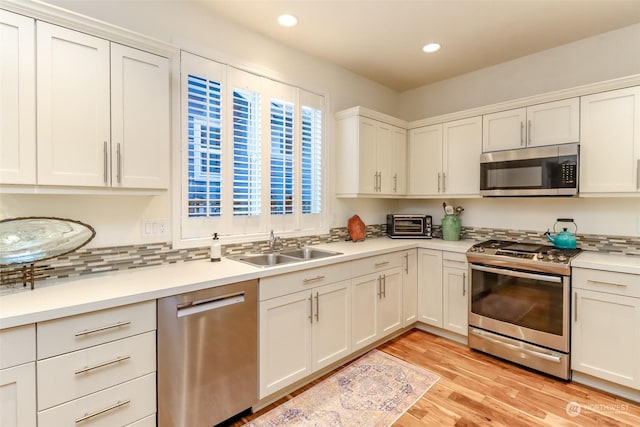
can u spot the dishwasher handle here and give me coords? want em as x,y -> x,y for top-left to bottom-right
177,292 -> 245,318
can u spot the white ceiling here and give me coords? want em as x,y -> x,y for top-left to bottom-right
199,0 -> 640,92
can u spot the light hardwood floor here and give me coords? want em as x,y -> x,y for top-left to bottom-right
229,329 -> 640,426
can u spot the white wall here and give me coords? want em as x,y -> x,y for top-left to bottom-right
397,23 -> 640,121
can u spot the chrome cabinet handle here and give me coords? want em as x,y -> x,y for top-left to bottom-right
442,172 -> 446,193
373,173 -> 377,191
462,272 -> 466,296
103,141 -> 109,184
404,253 -> 409,273
377,276 -> 382,299
382,274 -> 386,298
309,294 -> 313,324
393,173 -> 397,193
588,280 -> 627,288
374,261 -> 389,267
75,355 -> 131,375
116,143 -> 122,184
437,172 -> 441,192
637,159 -> 639,189
75,321 -> 131,337
75,399 -> 130,424
303,275 -> 325,283
520,121 -> 524,146
574,291 -> 578,322
377,171 -> 382,191
527,120 -> 532,145
315,292 -> 319,322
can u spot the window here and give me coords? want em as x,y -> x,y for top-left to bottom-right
179,51 -> 325,243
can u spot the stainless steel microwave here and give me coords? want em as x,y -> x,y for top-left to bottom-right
480,144 -> 579,197
387,214 -> 432,239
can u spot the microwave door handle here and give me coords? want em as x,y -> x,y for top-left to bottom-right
471,264 -> 562,284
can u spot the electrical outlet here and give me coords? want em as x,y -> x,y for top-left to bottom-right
142,219 -> 169,237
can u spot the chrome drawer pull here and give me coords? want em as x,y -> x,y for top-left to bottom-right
374,261 -> 389,267
588,280 -> 628,288
75,399 -> 131,424
74,355 -> 131,375
103,141 -> 109,184
116,142 -> 122,184
303,275 -> 325,283
75,321 -> 131,337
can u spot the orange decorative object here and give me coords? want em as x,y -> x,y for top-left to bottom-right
348,215 -> 366,242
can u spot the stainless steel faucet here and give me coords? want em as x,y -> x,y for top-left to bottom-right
268,230 -> 282,251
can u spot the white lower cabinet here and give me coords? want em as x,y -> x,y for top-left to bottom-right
418,249 -> 468,336
572,268 -> 640,390
259,264 -> 351,399
402,249 -> 418,326
0,324 -> 36,427
351,253 -> 403,351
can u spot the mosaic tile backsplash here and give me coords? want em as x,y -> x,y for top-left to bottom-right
1,224 -> 638,294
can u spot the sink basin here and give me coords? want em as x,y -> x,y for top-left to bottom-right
229,253 -> 299,268
280,247 -> 342,260
227,247 -> 342,268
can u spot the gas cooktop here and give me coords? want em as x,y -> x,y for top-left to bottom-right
466,239 -> 581,275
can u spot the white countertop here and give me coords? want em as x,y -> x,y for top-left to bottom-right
0,238 -> 474,329
572,251 -> 640,275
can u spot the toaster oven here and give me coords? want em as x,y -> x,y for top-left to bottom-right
387,214 -> 432,239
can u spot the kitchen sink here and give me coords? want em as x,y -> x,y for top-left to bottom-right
228,247 -> 342,268
280,247 -> 342,260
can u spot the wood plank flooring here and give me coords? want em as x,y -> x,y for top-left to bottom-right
227,329 -> 640,426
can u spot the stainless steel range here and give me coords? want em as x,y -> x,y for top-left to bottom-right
466,240 -> 581,379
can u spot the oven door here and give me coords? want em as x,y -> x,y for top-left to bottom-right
468,263 -> 570,353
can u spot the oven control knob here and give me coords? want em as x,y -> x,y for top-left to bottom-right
546,254 -> 555,261
557,254 -> 568,262
537,253 -> 545,260
477,247 -> 484,253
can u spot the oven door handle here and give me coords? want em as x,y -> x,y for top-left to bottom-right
471,264 -> 562,283
470,329 -> 562,363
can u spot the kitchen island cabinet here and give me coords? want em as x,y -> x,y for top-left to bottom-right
579,86 -> 640,195
572,267 -> 640,394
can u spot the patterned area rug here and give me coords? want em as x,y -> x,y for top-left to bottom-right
244,349 -> 439,426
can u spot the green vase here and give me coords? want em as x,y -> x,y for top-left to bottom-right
441,215 -> 461,241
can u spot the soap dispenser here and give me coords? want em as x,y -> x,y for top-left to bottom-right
210,233 -> 221,262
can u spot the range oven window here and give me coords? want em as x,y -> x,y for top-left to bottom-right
470,265 -> 565,336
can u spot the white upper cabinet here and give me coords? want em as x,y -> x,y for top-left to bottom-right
579,86 -> 640,195
408,116 -> 481,197
0,11 -> 36,184
482,98 -> 579,152
336,108 -> 407,197
5,18 -> 170,191
36,22 -> 111,187
111,44 -> 170,189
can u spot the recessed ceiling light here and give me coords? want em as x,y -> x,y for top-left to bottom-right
277,14 -> 298,27
422,43 -> 441,53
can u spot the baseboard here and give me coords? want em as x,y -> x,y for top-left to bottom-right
571,371 -> 640,403
414,323 -> 468,345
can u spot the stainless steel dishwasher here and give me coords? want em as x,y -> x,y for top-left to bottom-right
158,279 -> 258,427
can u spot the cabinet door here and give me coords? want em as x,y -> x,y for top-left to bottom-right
0,11 -> 36,184
378,267 -> 403,336
417,249 -> 443,327
580,87 -> 640,194
259,291 -> 312,398
442,116 -> 482,196
0,363 -> 36,427
527,98 -> 579,147
37,22 -> 110,186
572,289 -> 640,389
482,108 -> 526,152
390,126 -> 407,194
357,117 -> 378,194
442,266 -> 468,335
111,44 -> 169,189
407,124 -> 442,195
376,121 -> 393,194
312,280 -> 351,371
351,273 -> 379,351
402,250 -> 418,326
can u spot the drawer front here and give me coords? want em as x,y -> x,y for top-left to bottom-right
573,268 -> 640,298
37,331 -> 155,410
260,261 -> 351,301
38,301 -> 156,359
351,251 -> 403,277
127,414 -> 156,426
443,251 -> 467,269
0,324 -> 35,369
38,373 -> 156,427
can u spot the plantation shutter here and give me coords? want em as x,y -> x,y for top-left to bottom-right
299,90 -> 324,230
